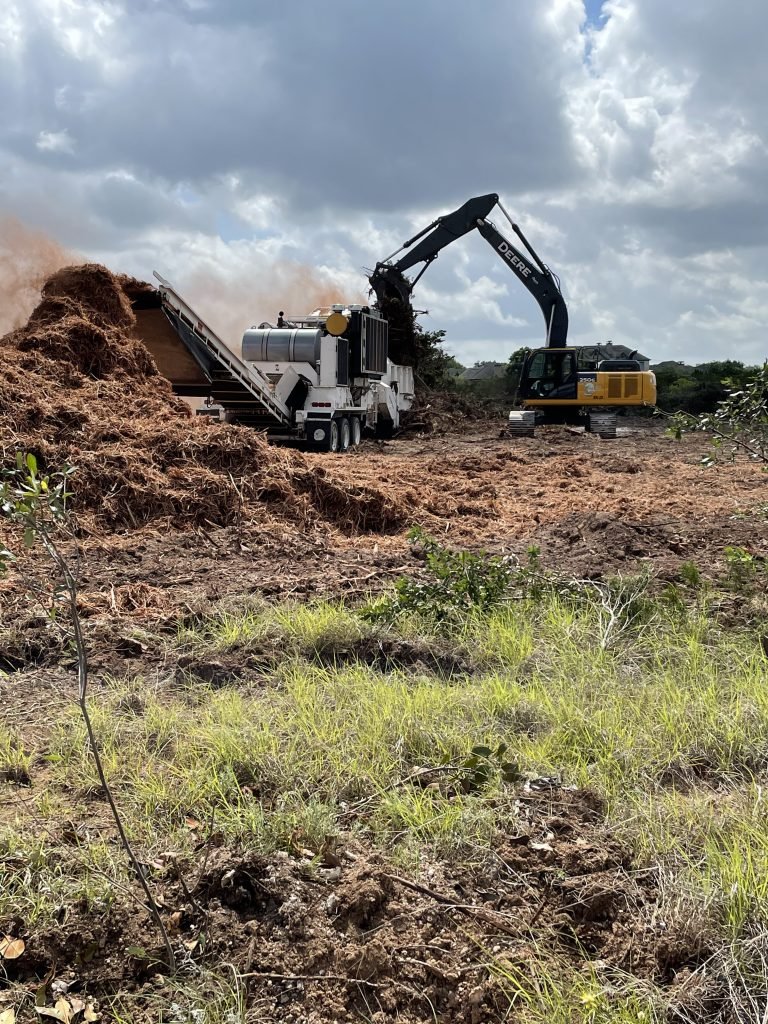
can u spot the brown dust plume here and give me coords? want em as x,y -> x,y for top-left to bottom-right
180,259 -> 368,353
0,218 -> 75,339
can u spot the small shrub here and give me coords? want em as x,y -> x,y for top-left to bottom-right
679,560 -> 702,589
723,546 -> 759,590
454,742 -> 520,793
363,527 -> 514,625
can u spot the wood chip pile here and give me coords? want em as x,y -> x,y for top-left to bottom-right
0,264 -> 406,535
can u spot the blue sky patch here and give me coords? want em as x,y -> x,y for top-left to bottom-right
583,0 -> 608,28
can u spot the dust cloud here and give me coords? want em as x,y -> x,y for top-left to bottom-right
0,216 -> 367,355
181,260 -> 368,352
0,218 -> 75,338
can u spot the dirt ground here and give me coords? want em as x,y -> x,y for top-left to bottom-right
2,262 -> 765,653
2,265 -> 765,1021
1,418 -> 766,676
4,784 -> 710,1023
2,420 -> 756,1020
327,418 -> 768,570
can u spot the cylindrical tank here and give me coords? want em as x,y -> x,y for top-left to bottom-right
242,328 -> 323,367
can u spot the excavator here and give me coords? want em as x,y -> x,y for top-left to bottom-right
368,193 -> 656,430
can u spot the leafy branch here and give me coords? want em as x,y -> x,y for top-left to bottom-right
668,362 -> 768,468
363,527 -> 658,650
0,454 -> 176,974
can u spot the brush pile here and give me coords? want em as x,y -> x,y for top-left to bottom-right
0,264 -> 406,535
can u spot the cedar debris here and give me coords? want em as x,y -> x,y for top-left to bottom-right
0,264 -> 405,535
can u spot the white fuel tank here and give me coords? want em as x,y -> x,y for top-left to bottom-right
242,328 -> 322,367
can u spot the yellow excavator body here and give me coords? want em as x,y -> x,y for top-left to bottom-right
523,369 -> 657,409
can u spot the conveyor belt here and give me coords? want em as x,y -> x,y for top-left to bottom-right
152,273 -> 291,428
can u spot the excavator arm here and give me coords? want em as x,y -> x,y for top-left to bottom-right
369,193 -> 569,346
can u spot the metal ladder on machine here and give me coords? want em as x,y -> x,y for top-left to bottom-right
152,272 -> 292,428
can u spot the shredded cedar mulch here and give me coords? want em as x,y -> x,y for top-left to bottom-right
0,264 -> 406,535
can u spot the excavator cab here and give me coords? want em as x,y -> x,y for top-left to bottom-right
519,348 -> 578,401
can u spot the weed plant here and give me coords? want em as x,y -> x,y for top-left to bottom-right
5,536 -> 768,1019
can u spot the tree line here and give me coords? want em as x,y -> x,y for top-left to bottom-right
433,349 -> 762,416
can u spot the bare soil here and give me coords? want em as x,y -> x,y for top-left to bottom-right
5,422 -> 765,673
1,264 -> 763,1021
2,784 -> 715,1023
1,420 -> 754,1020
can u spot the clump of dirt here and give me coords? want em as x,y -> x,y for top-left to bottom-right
313,633 -> 474,676
0,788 -> 716,1023
536,511 -> 687,575
534,508 -> 768,579
0,264 -> 406,536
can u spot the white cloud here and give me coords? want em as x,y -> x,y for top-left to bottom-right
36,129 -> 75,153
1,0 -> 766,369
0,4 -> 24,54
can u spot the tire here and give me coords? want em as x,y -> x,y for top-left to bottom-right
317,419 -> 340,452
329,419 -> 340,452
340,417 -> 351,452
350,416 -> 362,446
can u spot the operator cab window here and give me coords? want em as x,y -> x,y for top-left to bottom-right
527,351 -> 575,396
559,352 -> 577,383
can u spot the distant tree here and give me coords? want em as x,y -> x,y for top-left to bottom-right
441,354 -> 466,378
670,362 -> 768,468
505,347 -> 530,398
415,327 -> 467,390
655,359 -> 756,414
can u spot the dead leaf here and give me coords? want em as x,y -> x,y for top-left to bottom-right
35,998 -> 75,1024
184,816 -> 200,830
0,1009 -> 16,1024
529,841 -> 554,853
83,1008 -> 99,1023
0,936 -> 25,960
68,997 -> 85,1017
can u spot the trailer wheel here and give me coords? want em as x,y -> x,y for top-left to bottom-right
350,416 -> 362,446
316,419 -> 340,452
340,417 -> 351,452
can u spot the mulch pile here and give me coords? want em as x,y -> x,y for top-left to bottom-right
400,390 -> 506,435
0,264 -> 406,535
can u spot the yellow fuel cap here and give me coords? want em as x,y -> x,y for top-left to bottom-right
325,311 -> 349,336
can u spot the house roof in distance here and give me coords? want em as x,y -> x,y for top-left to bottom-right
578,342 -> 650,362
459,362 -> 507,382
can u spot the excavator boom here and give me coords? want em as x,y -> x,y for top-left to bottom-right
475,219 -> 568,346
383,193 -> 499,275
369,193 -> 568,346
368,192 -> 656,426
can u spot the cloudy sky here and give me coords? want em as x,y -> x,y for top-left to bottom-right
1,0 -> 766,366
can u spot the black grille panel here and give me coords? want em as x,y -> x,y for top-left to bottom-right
361,315 -> 388,375
608,376 -> 622,398
336,338 -> 349,386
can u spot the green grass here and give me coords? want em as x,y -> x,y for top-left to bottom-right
0,729 -> 31,784
491,953 -> 661,1023
35,596 -> 768,927
6,583 -> 768,1018
0,825 -> 120,924
176,598 -> 370,661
